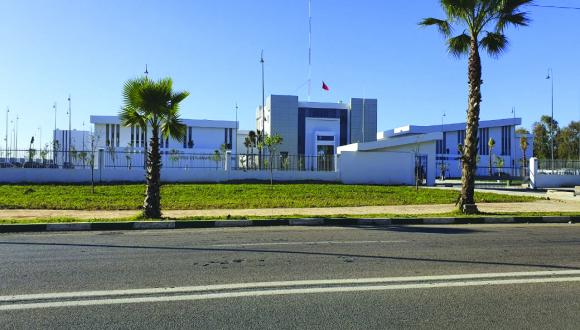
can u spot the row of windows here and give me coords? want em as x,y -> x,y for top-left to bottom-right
500,126 -> 512,156
105,124 -> 120,147
436,132 -> 448,154
477,128 -> 490,155
130,126 -> 146,148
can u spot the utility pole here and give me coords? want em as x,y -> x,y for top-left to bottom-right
260,50 -> 265,168
4,107 -> 8,161
53,103 -> 57,148
144,65 -> 149,168
15,114 -> 19,153
307,0 -> 312,101
546,69 -> 554,169
82,121 -> 85,150
235,103 -> 238,154
67,95 -> 72,164
511,106 -> 516,175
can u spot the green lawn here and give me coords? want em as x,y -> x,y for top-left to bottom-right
0,183 -> 538,211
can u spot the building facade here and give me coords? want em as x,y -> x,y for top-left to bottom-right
52,129 -> 91,152
90,116 -> 238,154
256,95 -> 377,158
378,118 -> 534,178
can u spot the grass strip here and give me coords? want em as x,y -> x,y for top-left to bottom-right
0,183 -> 539,210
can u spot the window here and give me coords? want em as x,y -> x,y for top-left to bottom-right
105,124 -> 110,146
317,135 -> 334,141
116,124 -> 120,147
436,132 -> 448,154
478,128 -> 490,155
188,127 -> 193,148
501,126 -> 511,156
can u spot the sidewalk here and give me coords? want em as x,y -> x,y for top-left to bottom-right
1,200 -> 578,220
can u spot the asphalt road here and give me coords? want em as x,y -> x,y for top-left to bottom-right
1,224 -> 579,329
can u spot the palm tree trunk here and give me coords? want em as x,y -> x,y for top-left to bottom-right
459,39 -> 482,214
488,148 -> 492,177
143,125 -> 162,218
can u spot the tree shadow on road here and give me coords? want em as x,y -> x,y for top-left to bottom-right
0,240 -> 577,270
358,226 -> 481,235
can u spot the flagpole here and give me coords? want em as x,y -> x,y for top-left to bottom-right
307,0 -> 312,101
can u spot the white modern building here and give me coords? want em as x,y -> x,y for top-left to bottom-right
377,118 -> 534,178
53,129 -> 91,152
90,116 -> 238,154
256,94 -> 377,158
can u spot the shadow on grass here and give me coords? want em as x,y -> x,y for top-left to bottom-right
0,239 -> 576,270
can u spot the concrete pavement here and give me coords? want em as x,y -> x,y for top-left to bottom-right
1,199 -> 579,220
1,224 -> 579,328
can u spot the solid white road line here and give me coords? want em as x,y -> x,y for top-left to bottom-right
2,277 -> 580,311
1,270 -> 579,303
209,240 -> 407,247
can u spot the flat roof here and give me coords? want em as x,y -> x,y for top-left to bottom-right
382,117 -> 522,138
90,115 -> 237,129
338,132 -> 443,153
298,101 -> 350,110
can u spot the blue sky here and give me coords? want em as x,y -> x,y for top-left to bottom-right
0,0 -> 579,149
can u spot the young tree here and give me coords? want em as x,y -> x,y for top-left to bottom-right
516,127 -> 530,172
259,134 -> 283,186
87,132 -> 100,194
488,137 -> 495,176
420,0 -> 531,213
120,77 -> 188,219
494,155 -> 504,177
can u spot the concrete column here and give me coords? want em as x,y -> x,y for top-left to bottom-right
529,157 -> 538,189
225,151 -> 231,171
98,148 -> 104,182
334,154 -> 339,172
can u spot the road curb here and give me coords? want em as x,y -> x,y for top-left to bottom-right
0,216 -> 577,233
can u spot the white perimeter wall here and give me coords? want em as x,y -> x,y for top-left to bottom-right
339,151 -> 415,185
0,168 -> 339,184
529,158 -> 580,189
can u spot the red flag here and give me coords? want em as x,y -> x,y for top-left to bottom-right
322,81 -> 329,91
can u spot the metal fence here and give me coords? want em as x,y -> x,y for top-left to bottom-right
0,149 -> 96,169
537,159 -> 580,175
101,151 -> 338,171
0,149 -> 339,172
232,153 -> 336,172
436,160 -> 527,180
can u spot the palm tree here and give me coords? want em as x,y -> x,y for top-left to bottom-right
488,137 -> 495,176
120,77 -> 188,219
243,136 -> 252,170
248,130 -> 257,169
520,135 -> 528,173
420,0 -> 531,213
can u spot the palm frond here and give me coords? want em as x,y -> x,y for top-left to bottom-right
119,105 -> 147,128
447,33 -> 471,57
419,17 -> 452,36
481,31 -> 508,57
161,115 -> 186,143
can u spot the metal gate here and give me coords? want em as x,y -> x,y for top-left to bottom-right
415,154 -> 428,186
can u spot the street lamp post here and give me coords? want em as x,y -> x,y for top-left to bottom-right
15,114 -> 19,154
67,95 -> 72,165
235,103 -> 238,154
4,107 -> 8,161
546,69 -> 554,169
